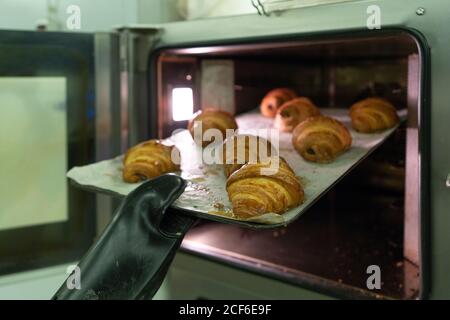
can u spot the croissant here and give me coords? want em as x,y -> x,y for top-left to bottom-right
292,116 -> 352,163
274,97 -> 321,132
122,140 -> 180,183
222,135 -> 275,178
188,108 -> 238,147
226,157 -> 304,218
349,97 -> 400,133
260,88 -> 297,118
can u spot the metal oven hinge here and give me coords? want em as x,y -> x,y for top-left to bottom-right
446,174 -> 450,188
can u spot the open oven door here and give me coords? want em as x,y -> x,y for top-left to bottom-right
0,30 -> 99,276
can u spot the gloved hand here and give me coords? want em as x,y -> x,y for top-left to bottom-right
52,174 -> 195,300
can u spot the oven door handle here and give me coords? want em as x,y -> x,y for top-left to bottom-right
52,174 -> 196,300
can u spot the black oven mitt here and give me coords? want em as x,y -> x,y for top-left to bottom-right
52,174 -> 196,300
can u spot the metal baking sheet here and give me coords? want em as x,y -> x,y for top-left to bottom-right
67,108 -> 406,228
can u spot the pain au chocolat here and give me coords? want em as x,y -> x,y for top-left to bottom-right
260,88 -> 297,118
349,97 -> 400,133
226,157 -> 304,219
274,97 -> 321,132
292,116 -> 352,163
188,108 -> 238,147
122,139 -> 180,183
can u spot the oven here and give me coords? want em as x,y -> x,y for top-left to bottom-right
140,0 -> 439,300
2,0 -> 450,300
151,30 -> 427,300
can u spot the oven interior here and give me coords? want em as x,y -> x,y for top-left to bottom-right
154,31 -> 422,299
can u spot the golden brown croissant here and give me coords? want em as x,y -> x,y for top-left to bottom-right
226,157 -> 304,218
292,116 -> 352,163
222,135 -> 275,178
188,108 -> 238,147
122,140 -> 180,183
274,97 -> 321,132
260,88 -> 297,118
349,97 -> 400,133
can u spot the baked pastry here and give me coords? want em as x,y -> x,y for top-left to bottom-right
292,116 -> 352,163
260,88 -> 297,118
349,97 -> 400,133
188,108 -> 238,147
274,97 -> 321,132
123,140 -> 180,183
222,135 -> 275,178
226,157 -> 304,218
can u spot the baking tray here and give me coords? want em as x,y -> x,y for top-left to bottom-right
67,108 -> 406,229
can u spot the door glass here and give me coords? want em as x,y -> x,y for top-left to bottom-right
0,30 -> 96,276
0,77 -> 67,230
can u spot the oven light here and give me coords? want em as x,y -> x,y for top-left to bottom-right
172,87 -> 194,121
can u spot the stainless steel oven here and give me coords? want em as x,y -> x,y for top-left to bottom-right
152,29 -> 427,300
3,0 -> 450,300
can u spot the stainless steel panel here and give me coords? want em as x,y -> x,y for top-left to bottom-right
118,27 -> 160,147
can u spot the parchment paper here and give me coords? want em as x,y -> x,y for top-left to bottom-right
67,108 -> 406,226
